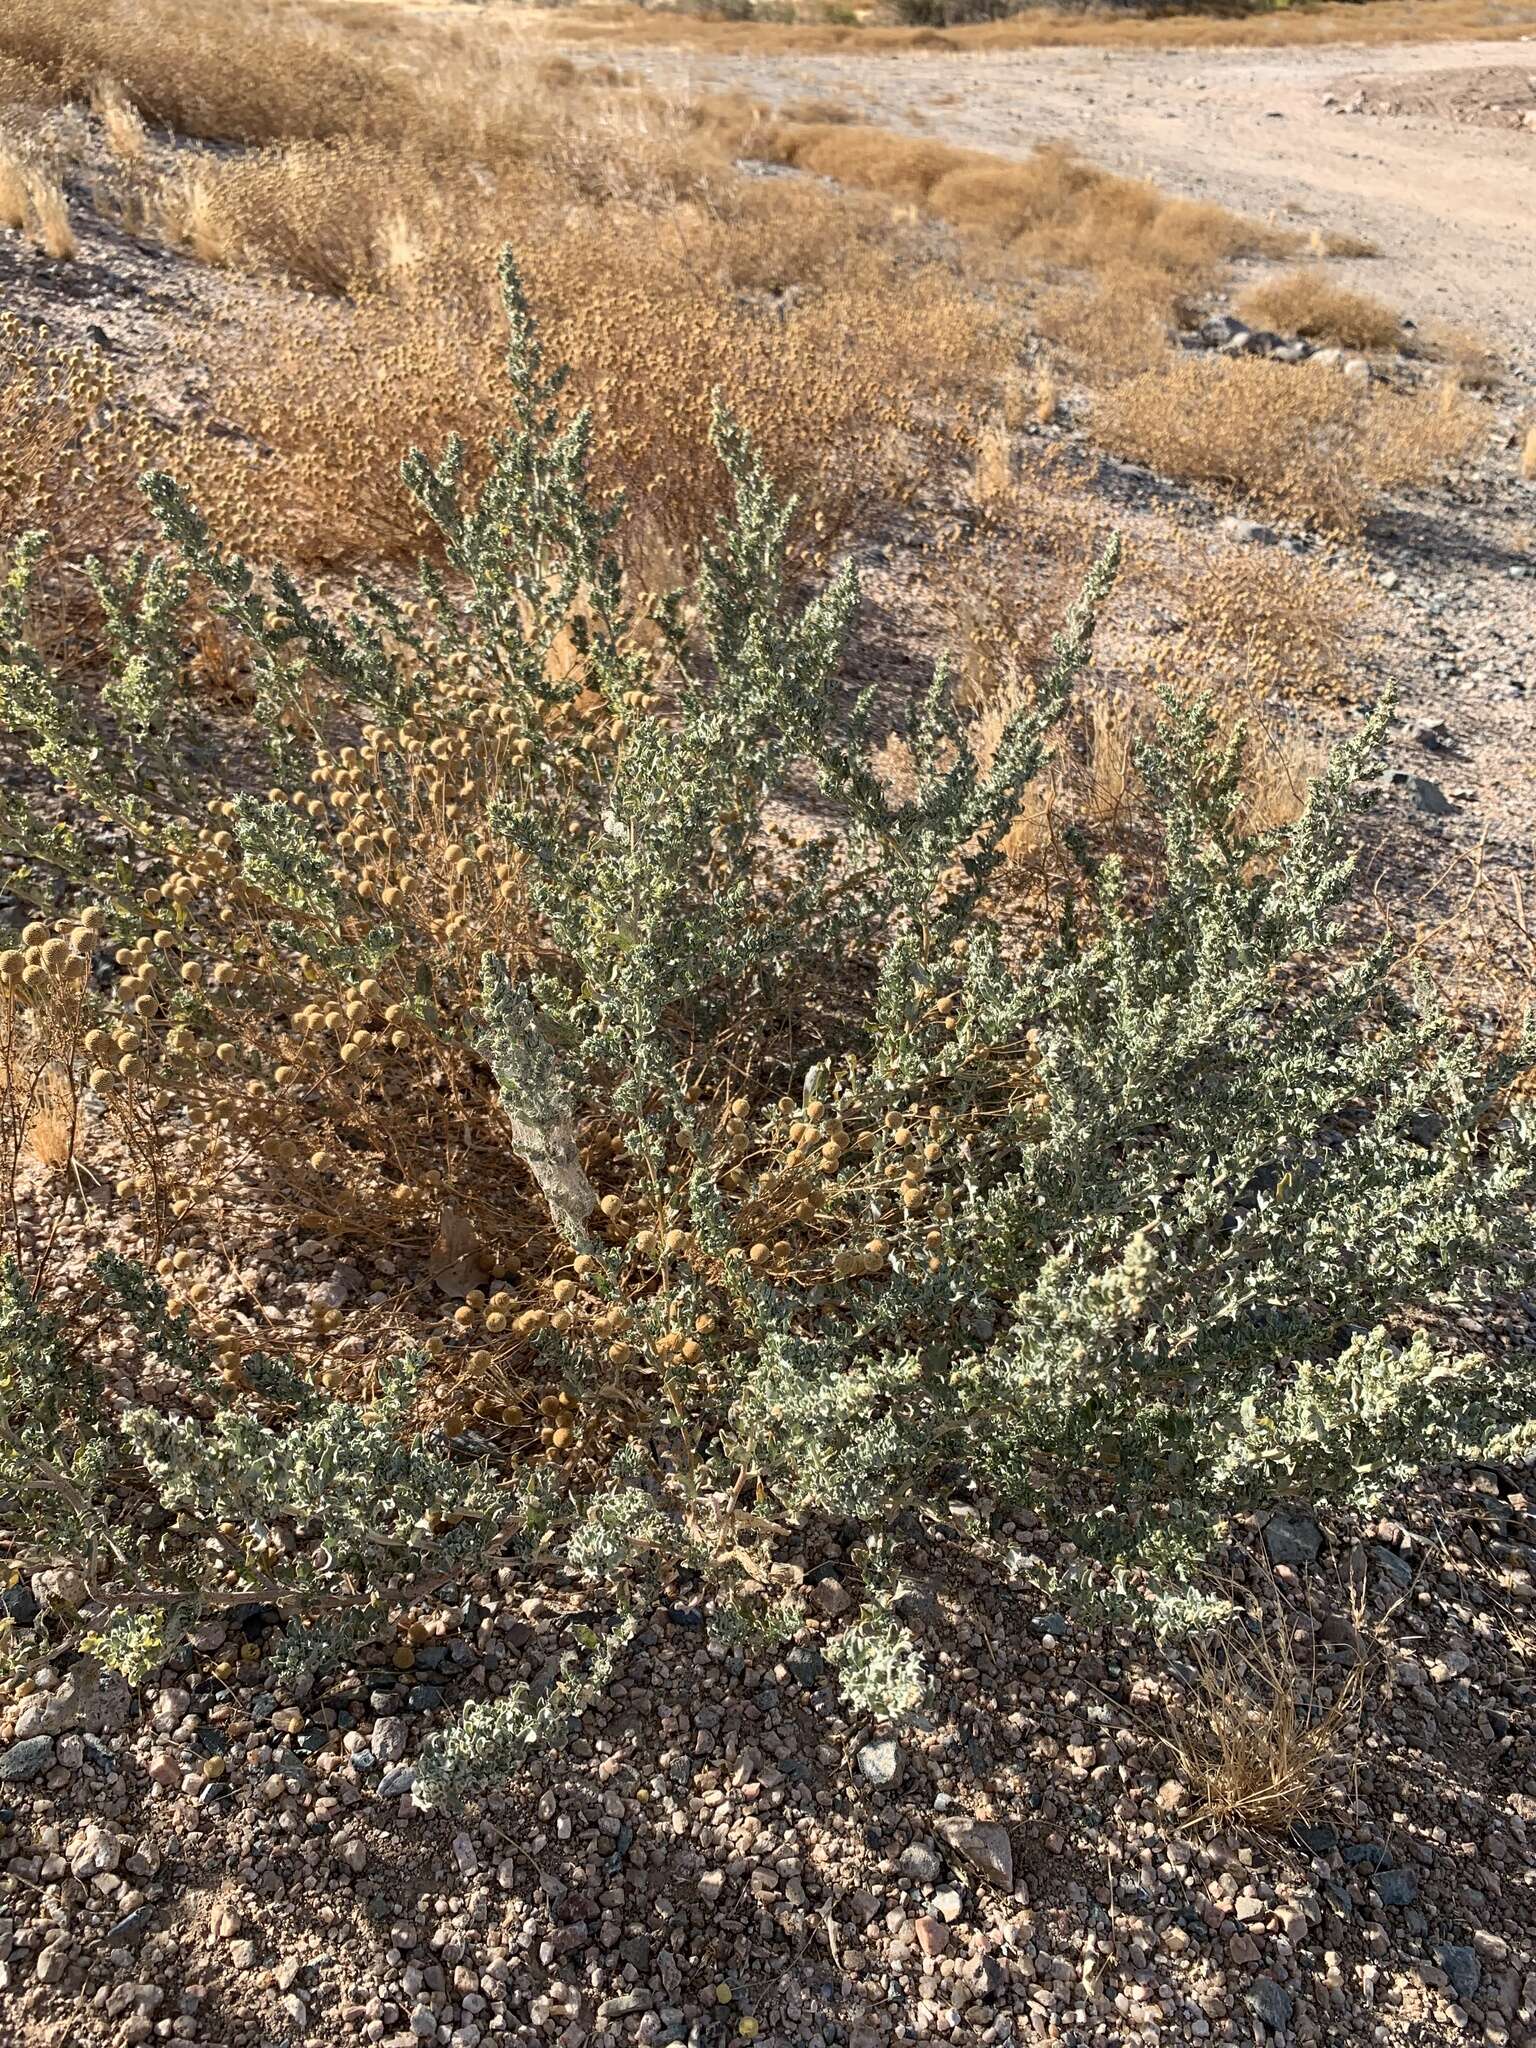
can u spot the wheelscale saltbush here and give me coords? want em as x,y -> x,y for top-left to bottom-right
0,251 -> 1533,1800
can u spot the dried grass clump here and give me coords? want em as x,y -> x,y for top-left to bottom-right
968,666 -> 1314,893
24,1060 -> 77,1171
1236,268 -> 1403,352
1033,270 -> 1179,382
0,315 -> 161,559
0,0 -> 486,154
755,123 -> 1289,292
0,141 -> 28,229
1093,355 -> 1482,531
1430,324 -> 1501,393
154,141 -> 414,293
1167,1593 -> 1371,1833
0,131 -> 74,257
25,161 -> 74,257
1364,376 -> 1486,492
1171,544 -> 1357,705
0,51 -> 54,112
91,74 -> 149,158
929,511 -> 1318,899
129,73 -> 738,300
189,198 -> 1006,566
0,0 -> 688,184
972,412 -> 1012,508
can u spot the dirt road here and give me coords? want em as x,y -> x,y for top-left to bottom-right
616,35 -> 1536,362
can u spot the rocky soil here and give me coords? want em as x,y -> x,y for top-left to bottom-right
4,1470 -> 1536,2048
1330,61 -> 1536,130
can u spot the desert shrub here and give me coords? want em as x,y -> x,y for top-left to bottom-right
183,199 -> 1004,565
1360,374 -> 1487,493
0,0 -> 546,160
1429,322 -> 1500,392
754,123 -> 1290,287
0,127 -> 74,258
1,258 -> 1532,1781
0,1252 -> 512,1690
1092,354 -> 1483,530
1170,542 -> 1356,704
154,140 -> 408,293
1032,270 -> 1180,381
1235,267 -> 1403,352
0,315 -> 163,568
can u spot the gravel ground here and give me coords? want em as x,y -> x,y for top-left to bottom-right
4,1468 -> 1536,2048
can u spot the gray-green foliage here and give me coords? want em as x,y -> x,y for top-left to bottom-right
414,1615 -> 635,1813
826,1597 -> 930,1723
1,248 -> 1533,1777
0,1255 -> 507,1688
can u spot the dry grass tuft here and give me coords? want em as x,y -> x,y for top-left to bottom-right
1430,324 -> 1501,392
91,74 -> 149,158
24,1063 -> 76,1172
1033,270 -> 1179,383
1093,354 -> 1483,531
1166,1589 -> 1372,1833
0,141 -> 28,230
938,510 -> 1321,900
1170,543 -> 1358,706
991,686 -> 1145,877
1,0 -> 490,152
755,122 -> 1289,291
1235,268 -> 1403,352
26,162 -> 74,258
0,134 -> 76,259
972,412 -> 1012,508
153,141 -> 409,293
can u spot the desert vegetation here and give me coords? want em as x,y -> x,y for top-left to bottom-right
0,0 -> 1492,575
1234,268 -> 1405,354
0,0 -> 1529,1970
550,0 -> 1536,54
1,245 -> 1533,1785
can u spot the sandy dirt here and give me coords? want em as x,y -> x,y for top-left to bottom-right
618,35 -> 1536,363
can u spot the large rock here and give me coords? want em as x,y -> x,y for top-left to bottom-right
0,1734 -> 56,1782
12,1659 -> 131,1740
938,1816 -> 1014,1891
1263,1512 -> 1322,1569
